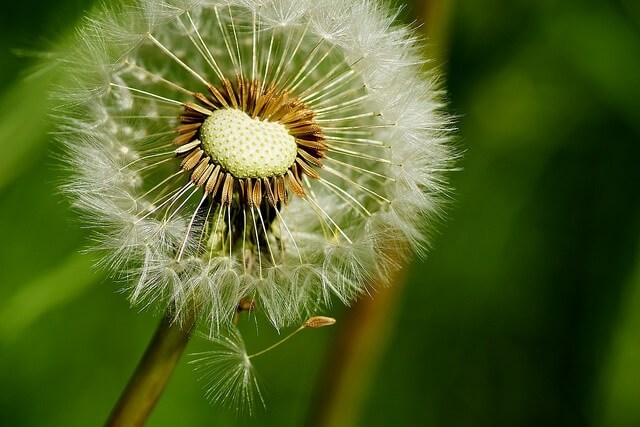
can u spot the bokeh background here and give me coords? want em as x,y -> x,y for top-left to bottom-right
1,0 -> 639,426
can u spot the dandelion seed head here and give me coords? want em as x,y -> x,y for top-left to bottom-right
55,0 -> 454,329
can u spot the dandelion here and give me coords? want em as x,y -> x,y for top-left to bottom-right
57,0 -> 452,328
54,0 -> 453,420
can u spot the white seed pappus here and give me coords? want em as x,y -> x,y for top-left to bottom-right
55,0 -> 455,331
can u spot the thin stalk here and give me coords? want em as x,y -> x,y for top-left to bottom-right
105,308 -> 196,427
249,325 -> 305,359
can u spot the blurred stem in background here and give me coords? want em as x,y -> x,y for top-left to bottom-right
308,267 -> 408,427
416,0 -> 454,72
595,228 -> 640,427
308,2 -> 453,426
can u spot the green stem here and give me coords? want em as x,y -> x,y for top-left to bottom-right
105,309 -> 196,427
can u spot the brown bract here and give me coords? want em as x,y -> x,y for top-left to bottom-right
172,76 -> 327,208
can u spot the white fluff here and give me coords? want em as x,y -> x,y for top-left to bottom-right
54,0 -> 454,330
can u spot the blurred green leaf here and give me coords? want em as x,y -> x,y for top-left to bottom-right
0,71 -> 53,190
544,4 -> 640,132
0,252 -> 101,343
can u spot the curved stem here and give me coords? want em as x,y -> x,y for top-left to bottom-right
105,309 -> 196,427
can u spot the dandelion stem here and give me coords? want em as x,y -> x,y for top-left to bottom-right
106,309 -> 196,427
248,325 -> 306,359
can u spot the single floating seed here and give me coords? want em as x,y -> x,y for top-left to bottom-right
304,316 -> 337,329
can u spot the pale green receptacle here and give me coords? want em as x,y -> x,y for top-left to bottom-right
200,108 -> 298,179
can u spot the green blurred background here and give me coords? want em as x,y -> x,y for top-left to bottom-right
1,0 -> 639,425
